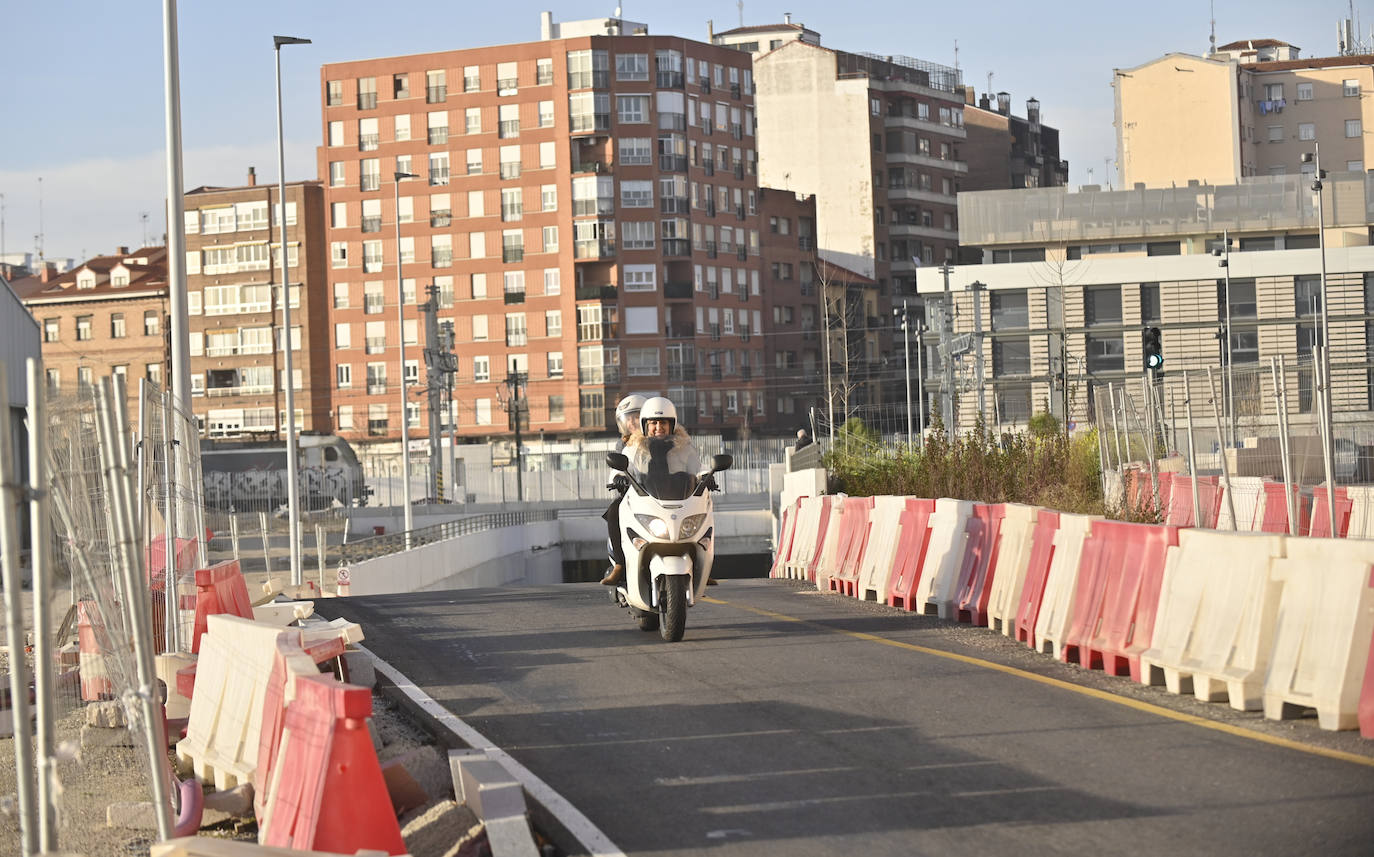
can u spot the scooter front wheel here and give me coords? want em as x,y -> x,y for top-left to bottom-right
660,575 -> 688,642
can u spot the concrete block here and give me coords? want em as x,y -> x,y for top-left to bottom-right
340,649 -> 376,688
485,815 -> 541,857
80,724 -> 133,749
202,782 -> 254,817
449,752 -> 528,821
85,700 -> 127,728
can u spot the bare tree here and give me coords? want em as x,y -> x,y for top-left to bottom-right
815,255 -> 869,439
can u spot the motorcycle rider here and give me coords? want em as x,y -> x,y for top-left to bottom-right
602,396 -> 709,585
601,395 -> 646,585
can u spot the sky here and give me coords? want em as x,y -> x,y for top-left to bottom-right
1,1 -> 1363,266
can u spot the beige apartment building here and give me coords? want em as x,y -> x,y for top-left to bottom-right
12,247 -> 170,428
1115,39 -> 1374,188
183,176 -> 329,438
917,174 -> 1374,434
319,13 -> 771,447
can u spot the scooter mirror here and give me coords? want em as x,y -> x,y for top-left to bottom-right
712,453 -> 733,472
606,452 -> 630,471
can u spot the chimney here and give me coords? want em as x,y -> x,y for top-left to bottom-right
996,91 -> 1011,115
247,166 -> 257,186
40,262 -> 57,283
784,12 -> 792,24
117,246 -> 129,256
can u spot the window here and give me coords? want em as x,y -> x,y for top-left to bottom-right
500,145 -> 521,179
539,100 -> 554,127
337,364 -> 352,389
537,58 -> 553,86
1267,125 -> 1283,142
357,76 -> 377,109
475,399 -> 492,425
504,270 -> 525,299
427,110 -> 449,144
541,184 -> 557,211
1299,122 -> 1316,141
328,120 -> 345,147
542,225 -> 558,252
616,53 -> 648,81
989,290 -> 1028,330
1297,82 -> 1313,101
620,180 -> 653,207
501,188 -> 523,221
498,103 -> 519,138
1348,119 -> 1363,138
617,95 -> 648,124
1264,83 -> 1284,101
992,338 -> 1032,376
627,347 -> 660,377
467,148 -> 483,175
110,312 -> 126,338
432,234 -> 453,267
144,311 -> 160,336
393,73 -> 409,99
358,117 -> 379,150
1084,286 -> 1122,326
362,240 -> 383,272
360,158 -> 380,191
467,189 -> 485,218
463,65 -> 479,92
43,318 -> 58,342
619,137 -> 652,165
430,193 -> 451,227
429,152 -> 450,186
329,161 -> 346,187
426,69 -> 446,102
1140,283 -> 1161,324
581,391 -> 606,428
472,315 -> 489,341
1345,78 -> 1361,97
505,313 -> 527,346
624,264 -> 656,291
473,356 -> 490,382
502,229 -> 524,262
497,61 -> 518,95
621,220 -> 655,250
545,310 -> 562,337
544,268 -> 561,295
547,395 -> 564,421
327,80 -> 343,106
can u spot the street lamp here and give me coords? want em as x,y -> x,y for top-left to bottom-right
273,34 -> 310,587
394,171 -> 418,539
1301,147 -> 1337,524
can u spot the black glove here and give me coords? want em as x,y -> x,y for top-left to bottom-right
608,474 -> 630,492
703,474 -> 719,492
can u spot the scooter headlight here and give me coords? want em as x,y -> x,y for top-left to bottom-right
635,514 -> 670,538
679,513 -> 708,539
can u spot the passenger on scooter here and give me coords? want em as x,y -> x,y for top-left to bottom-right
602,395 -> 645,585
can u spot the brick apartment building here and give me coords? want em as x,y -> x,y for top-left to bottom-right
319,13 -> 774,447
182,174 -> 329,438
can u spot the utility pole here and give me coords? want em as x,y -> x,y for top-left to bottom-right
504,371 -> 527,501
937,264 -> 956,432
420,285 -> 456,501
968,281 -> 986,418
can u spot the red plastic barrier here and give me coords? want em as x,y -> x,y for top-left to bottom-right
827,497 -> 874,597
887,499 -> 937,612
190,559 -> 255,654
1309,486 -> 1352,538
800,497 -> 835,583
953,504 -> 1006,626
769,499 -> 802,578
1157,472 -> 1174,514
1258,482 -> 1308,535
146,536 -> 200,587
260,674 -> 406,854
1013,510 -> 1062,647
77,601 -> 112,701
1361,566 -> 1374,739
1165,475 -> 1223,528
1062,520 -> 1180,680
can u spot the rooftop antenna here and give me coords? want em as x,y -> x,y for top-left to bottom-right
953,38 -> 959,70
1209,0 -> 1216,55
986,71 -> 993,98
35,176 -> 44,263
1,192 -> 6,267
737,0 -> 743,28
140,211 -> 151,248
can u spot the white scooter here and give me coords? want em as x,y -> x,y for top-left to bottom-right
605,451 -> 732,642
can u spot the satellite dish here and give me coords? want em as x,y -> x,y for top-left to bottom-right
614,6 -> 622,16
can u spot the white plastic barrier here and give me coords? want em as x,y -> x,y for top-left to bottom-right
985,504 -> 1040,637
1216,476 -> 1265,532
177,614 -> 294,790
770,501 -> 801,578
1264,538 -> 1374,730
812,494 -> 849,591
911,498 -> 974,619
782,496 -> 825,580
1347,486 -> 1374,539
1031,513 -> 1096,658
856,496 -> 908,603
1140,529 -> 1287,709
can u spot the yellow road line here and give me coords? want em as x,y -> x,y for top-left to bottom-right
702,596 -> 1374,769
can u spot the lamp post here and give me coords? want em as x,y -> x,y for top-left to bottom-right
273,34 -> 310,586
1212,229 -> 1234,449
394,171 -> 418,539
894,301 -> 913,451
1302,146 -> 1338,525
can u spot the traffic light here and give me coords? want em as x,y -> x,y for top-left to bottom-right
1143,326 -> 1163,371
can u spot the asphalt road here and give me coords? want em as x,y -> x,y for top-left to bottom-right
319,578 -> 1374,857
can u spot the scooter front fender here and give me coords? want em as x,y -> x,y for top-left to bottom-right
648,554 -> 694,608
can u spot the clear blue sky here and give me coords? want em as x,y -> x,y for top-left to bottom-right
0,0 -> 1356,264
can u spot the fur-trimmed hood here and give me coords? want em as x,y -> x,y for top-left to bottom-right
624,425 -> 702,478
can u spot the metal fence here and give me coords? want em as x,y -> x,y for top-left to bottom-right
339,509 -> 558,563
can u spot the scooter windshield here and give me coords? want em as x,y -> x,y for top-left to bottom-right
635,438 -> 699,501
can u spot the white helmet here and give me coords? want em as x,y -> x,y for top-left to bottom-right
639,396 -> 677,435
614,394 -> 647,434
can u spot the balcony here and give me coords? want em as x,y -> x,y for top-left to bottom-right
705,200 -> 716,217
667,364 -> 696,381
368,419 -> 389,437
798,236 -> 815,251
704,241 -> 717,259
502,247 -> 525,263
662,238 -> 690,257
708,283 -> 720,300
574,240 -> 616,260
433,251 -> 453,268
711,367 -> 723,381
740,366 -> 752,380
575,284 -> 617,301
426,85 -> 446,103
365,337 -> 386,354
738,289 -> 749,303
358,133 -> 379,151
666,324 -> 695,339
698,78 -> 710,93
367,383 -> 388,396
499,120 -> 520,138
733,162 -> 744,179
736,246 -> 748,261
364,296 -> 384,314
568,70 -> 610,89
361,215 -> 382,233
664,281 -> 692,299
709,323 -> 721,341
572,160 -> 608,174
659,154 -> 687,172
499,162 -> 521,179
428,168 -> 449,186
360,174 -> 381,192
578,366 -> 620,385
497,77 -> 518,93
657,70 -> 684,88
730,83 -> 741,99
660,196 -> 689,214
357,92 -> 377,110
702,160 -> 714,176
658,113 -> 686,131
702,120 -> 714,136
503,290 -> 526,304
428,128 -> 448,145
430,212 -> 451,227
735,205 -> 745,221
